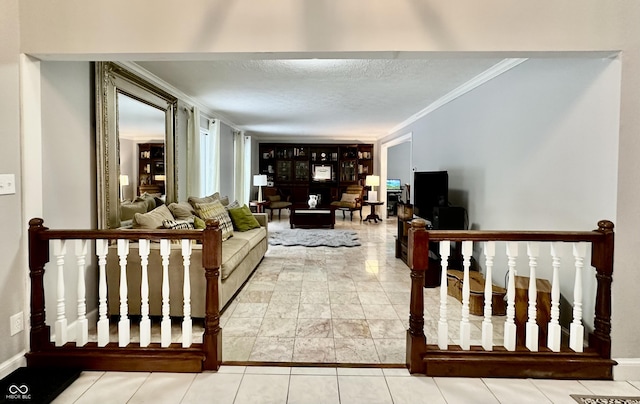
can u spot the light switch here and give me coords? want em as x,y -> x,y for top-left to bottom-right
0,174 -> 16,195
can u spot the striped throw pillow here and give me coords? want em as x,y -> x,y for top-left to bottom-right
162,219 -> 195,230
194,200 -> 234,241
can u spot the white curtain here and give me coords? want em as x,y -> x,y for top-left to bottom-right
186,106 -> 201,197
233,131 -> 251,204
210,118 -> 221,194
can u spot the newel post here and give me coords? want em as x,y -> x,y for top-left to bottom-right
202,219 -> 222,370
590,220 -> 614,359
406,218 -> 429,373
28,218 -> 53,352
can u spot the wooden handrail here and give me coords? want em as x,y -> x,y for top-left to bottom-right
27,217 -> 223,372
406,219 -> 616,379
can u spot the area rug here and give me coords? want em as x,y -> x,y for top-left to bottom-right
0,367 -> 80,404
269,229 -> 361,247
571,395 -> 640,404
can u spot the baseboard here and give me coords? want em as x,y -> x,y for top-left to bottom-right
613,358 -> 640,380
0,351 -> 27,380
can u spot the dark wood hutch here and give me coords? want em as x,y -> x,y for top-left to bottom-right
258,143 -> 374,204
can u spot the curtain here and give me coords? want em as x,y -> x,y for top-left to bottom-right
210,118 -> 221,194
186,106 -> 201,197
233,131 -> 249,204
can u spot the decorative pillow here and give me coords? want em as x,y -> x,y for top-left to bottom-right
194,200 -> 234,241
120,200 -> 148,221
168,201 -> 196,220
133,204 -> 174,229
188,192 -> 220,208
267,195 -> 281,202
227,204 -> 261,232
135,192 -> 157,212
218,195 -> 230,206
162,218 -> 195,230
226,199 -> 241,209
341,193 -> 359,203
193,215 -> 206,230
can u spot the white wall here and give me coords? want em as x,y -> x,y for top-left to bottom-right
387,142 -> 412,187
40,61 -> 97,330
0,0 -> 27,375
405,58 -> 619,232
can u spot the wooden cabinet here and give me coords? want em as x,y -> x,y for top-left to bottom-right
138,143 -> 165,196
259,143 -> 373,204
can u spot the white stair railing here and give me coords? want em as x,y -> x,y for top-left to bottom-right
482,241 -> 495,351
570,243 -> 587,352
525,242 -> 539,351
53,239 -> 68,347
96,239 -> 109,347
117,239 -> 130,347
160,239 -> 172,348
74,240 -> 89,347
182,239 -> 193,348
459,241 -> 473,350
139,239 -> 151,347
503,242 -> 519,351
438,241 -> 450,350
547,242 -> 562,352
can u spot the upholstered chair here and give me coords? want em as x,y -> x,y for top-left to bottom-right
330,185 -> 364,220
264,187 -> 292,220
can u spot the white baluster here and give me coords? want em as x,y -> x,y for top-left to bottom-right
75,240 -> 89,346
438,240 -> 451,350
503,242 -> 519,351
53,240 -> 67,347
160,239 -> 172,347
482,241 -> 495,351
459,241 -> 473,350
525,242 -> 539,351
139,239 -> 151,347
117,239 -> 130,347
182,240 -> 193,348
570,243 -> 587,352
547,242 -> 563,352
96,239 -> 109,347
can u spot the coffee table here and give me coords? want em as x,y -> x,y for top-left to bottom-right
289,204 -> 336,229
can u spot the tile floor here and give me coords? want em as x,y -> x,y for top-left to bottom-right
55,212 -> 638,403
220,212 -> 504,363
54,365 -> 640,404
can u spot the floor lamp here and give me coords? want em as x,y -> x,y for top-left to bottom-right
254,174 -> 268,202
365,175 -> 380,202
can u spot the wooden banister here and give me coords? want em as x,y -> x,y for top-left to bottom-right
28,218 -> 53,352
407,218 -> 429,373
202,219 -> 222,370
590,220 -> 614,359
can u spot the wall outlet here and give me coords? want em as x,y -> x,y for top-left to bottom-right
10,312 -> 23,336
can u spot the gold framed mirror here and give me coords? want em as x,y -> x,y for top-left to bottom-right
95,62 -> 178,229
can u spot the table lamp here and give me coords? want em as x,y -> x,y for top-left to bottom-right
365,175 -> 379,202
253,174 -> 268,202
119,174 -> 129,202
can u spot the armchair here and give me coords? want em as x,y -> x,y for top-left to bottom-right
330,185 -> 364,220
264,187 -> 292,220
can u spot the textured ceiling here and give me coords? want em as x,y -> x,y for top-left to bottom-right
133,58 -> 505,140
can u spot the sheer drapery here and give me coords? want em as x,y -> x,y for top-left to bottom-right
233,131 -> 251,204
186,106 -> 201,197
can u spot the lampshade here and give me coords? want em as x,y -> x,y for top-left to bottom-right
253,174 -> 268,186
365,175 -> 380,187
119,174 -> 129,186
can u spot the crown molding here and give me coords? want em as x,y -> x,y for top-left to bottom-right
386,58 -> 528,137
116,61 -> 239,130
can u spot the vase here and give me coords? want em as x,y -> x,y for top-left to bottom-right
308,195 -> 318,208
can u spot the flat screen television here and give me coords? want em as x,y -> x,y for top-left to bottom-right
386,178 -> 401,191
413,171 -> 448,221
312,164 -> 332,182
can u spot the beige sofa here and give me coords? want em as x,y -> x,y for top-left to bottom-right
106,213 -> 268,317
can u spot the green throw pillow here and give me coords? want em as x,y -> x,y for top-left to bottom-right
228,204 -> 261,232
193,215 -> 206,230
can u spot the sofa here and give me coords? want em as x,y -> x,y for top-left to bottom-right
106,193 -> 268,317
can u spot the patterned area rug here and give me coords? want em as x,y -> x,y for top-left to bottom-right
571,395 -> 640,404
269,229 -> 361,247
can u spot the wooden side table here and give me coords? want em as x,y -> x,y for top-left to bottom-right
249,200 -> 267,213
364,201 -> 384,223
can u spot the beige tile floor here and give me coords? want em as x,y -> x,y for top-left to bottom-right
54,365 -> 640,404
220,210 -> 505,364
